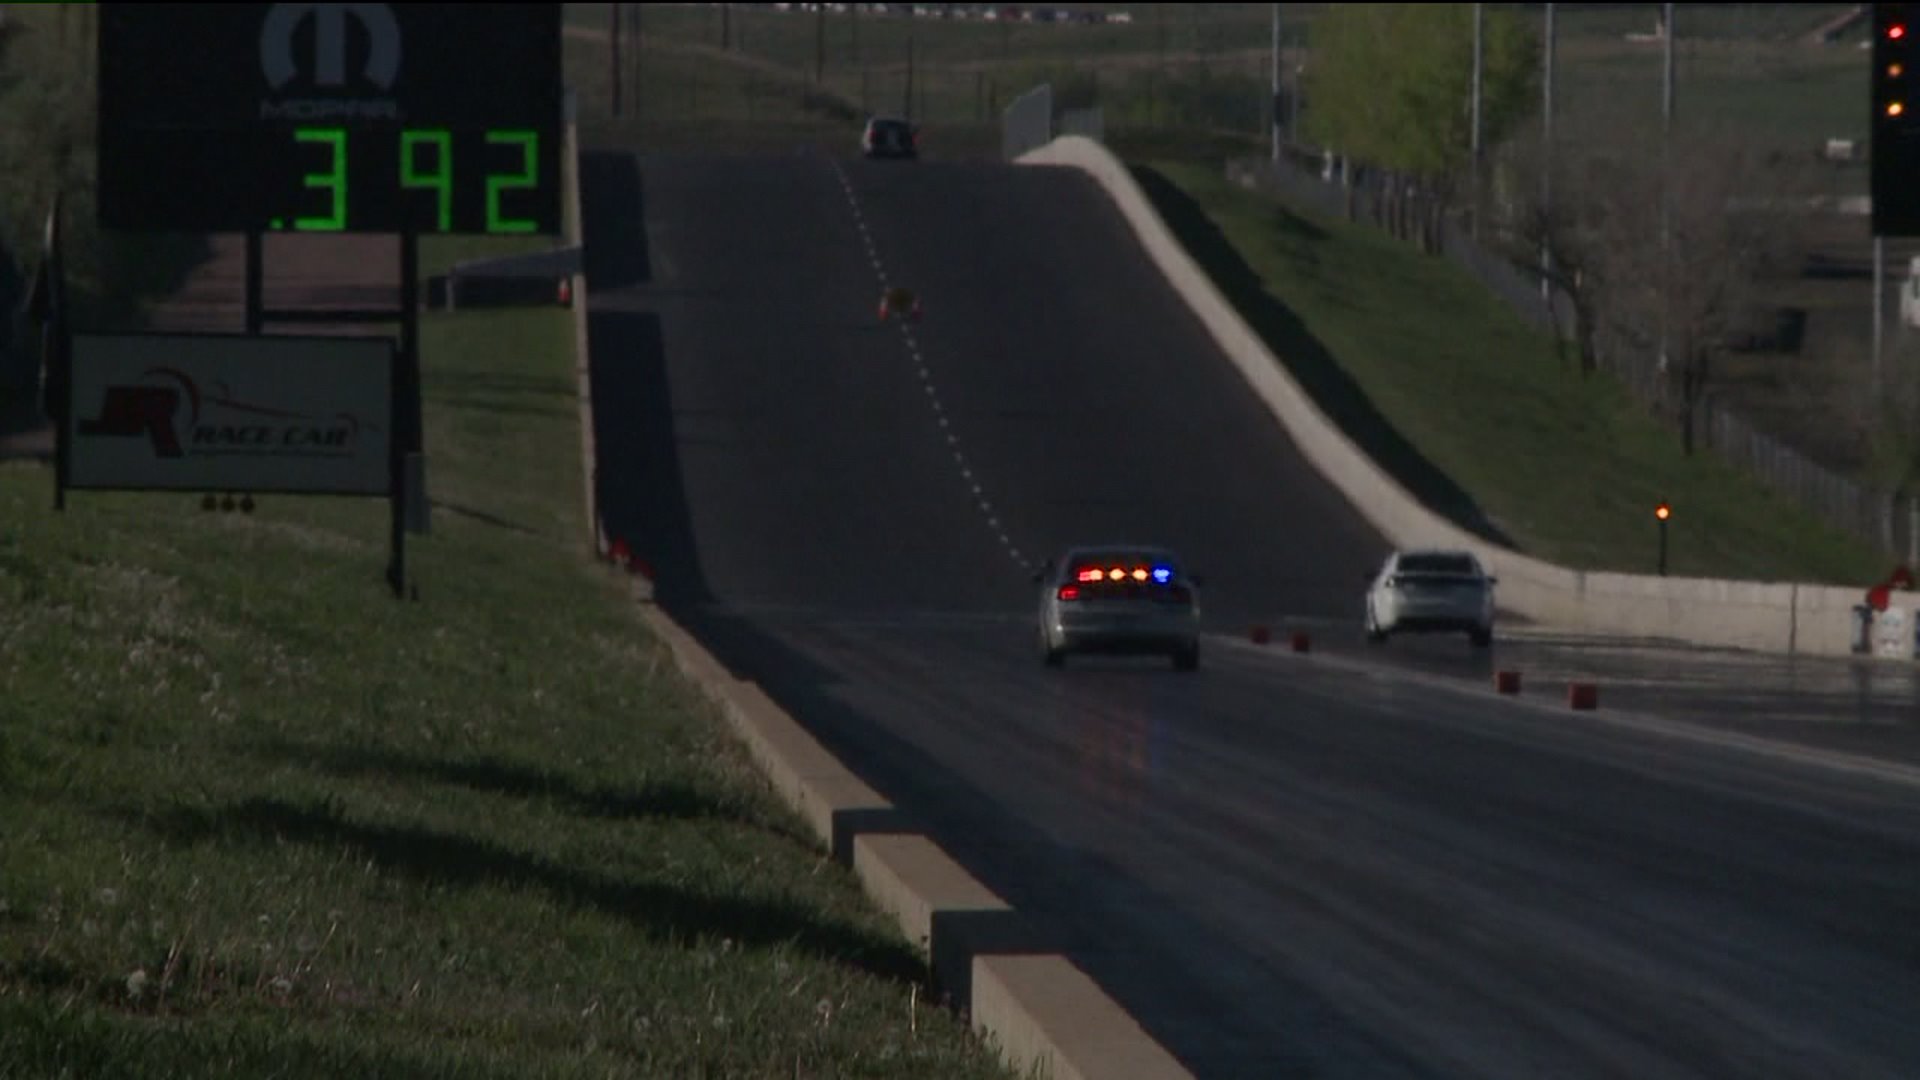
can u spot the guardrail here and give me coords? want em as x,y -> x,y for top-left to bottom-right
1018,134 -> 1886,660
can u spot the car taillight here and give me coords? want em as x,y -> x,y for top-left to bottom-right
1057,585 -> 1081,601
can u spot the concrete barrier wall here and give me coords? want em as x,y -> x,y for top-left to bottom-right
563,92 -> 605,560
1015,135 -> 1869,659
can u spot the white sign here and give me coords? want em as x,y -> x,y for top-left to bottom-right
1874,605 -> 1913,660
68,333 -> 392,496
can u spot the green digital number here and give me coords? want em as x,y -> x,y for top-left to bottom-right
293,126 -> 347,231
400,128 -> 453,232
485,130 -> 539,234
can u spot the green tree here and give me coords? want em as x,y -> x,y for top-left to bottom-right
1303,4 -> 1537,183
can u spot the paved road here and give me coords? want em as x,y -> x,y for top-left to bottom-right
583,147 -> 1920,1078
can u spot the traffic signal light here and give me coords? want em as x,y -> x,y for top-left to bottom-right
1874,4 -> 1920,235
1654,501 -> 1672,522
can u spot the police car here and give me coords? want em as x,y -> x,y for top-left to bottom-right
1034,545 -> 1203,671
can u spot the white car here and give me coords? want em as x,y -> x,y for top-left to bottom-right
1364,549 -> 1497,647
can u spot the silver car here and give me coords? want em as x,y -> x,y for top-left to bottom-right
1364,549 -> 1497,647
1035,545 -> 1203,671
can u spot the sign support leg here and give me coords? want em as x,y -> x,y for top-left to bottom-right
245,230 -> 263,336
388,229 -> 422,600
401,230 -> 422,467
387,347 -> 406,601
46,194 -> 69,511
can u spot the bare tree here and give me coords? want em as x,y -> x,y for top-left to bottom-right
1501,119 -> 1809,455
1838,317 -> 1920,498
1496,129 -> 1638,379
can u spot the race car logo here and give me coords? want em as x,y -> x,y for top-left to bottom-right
76,366 -> 377,462
77,383 -> 187,457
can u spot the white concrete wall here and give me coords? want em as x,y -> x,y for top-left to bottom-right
1016,135 -> 1872,659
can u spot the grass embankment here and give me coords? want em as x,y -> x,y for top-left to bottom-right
1134,161 -> 1887,587
0,241 -> 1015,1077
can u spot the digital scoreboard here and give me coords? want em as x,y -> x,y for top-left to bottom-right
97,3 -> 562,235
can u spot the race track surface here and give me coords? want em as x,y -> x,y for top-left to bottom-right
583,147 -> 1920,1079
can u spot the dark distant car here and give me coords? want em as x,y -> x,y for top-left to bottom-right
862,116 -> 919,159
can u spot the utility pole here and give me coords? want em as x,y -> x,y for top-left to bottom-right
1542,2 -> 1555,302
1271,4 -> 1282,162
630,4 -> 643,125
610,2 -> 622,117
815,4 -> 826,83
1659,1 -> 1675,376
904,34 -> 915,121
1875,236 -> 1886,392
1471,2 -> 1484,241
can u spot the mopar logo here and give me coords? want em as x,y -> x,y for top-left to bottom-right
258,2 -> 403,120
260,3 -> 401,90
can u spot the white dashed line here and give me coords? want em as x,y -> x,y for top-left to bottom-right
832,158 -> 1027,571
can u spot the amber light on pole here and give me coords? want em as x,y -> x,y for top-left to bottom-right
1654,501 -> 1672,576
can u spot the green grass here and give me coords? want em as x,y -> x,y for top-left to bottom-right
0,246 -> 1017,1077
1135,160 -> 1888,587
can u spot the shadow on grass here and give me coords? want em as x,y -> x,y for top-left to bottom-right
248,740 -> 786,834
144,796 -> 926,986
1128,164 -> 1518,551
429,500 -> 538,536
427,371 -> 577,420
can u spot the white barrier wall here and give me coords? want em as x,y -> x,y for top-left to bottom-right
1016,135 -> 1871,659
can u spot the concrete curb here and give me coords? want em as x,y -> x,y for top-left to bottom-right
1014,135 -> 1873,661
563,94 -> 607,560
562,121 -> 1192,1078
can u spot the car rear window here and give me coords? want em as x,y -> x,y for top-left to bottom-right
1397,553 -> 1479,576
